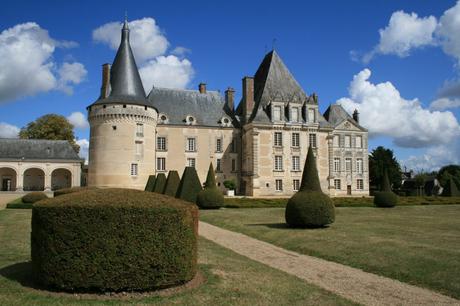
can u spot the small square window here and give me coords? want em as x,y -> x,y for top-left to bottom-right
131,163 -> 138,176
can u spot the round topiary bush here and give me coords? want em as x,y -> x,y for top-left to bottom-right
285,191 -> 335,227
373,191 -> 398,207
53,186 -> 98,197
32,188 -> 198,292
197,163 -> 224,209
22,192 -> 48,204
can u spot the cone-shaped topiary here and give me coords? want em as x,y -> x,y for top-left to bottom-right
374,169 -> 398,207
197,163 -> 224,209
285,146 -> 335,228
144,175 -> 156,192
176,167 -> 202,204
442,177 -> 460,197
163,171 -> 181,196
153,173 -> 167,193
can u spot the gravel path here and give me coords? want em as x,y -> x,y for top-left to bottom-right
0,193 -> 23,210
199,221 -> 460,306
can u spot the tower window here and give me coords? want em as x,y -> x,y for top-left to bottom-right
136,123 -> 144,137
131,163 -> 138,176
216,138 -> 223,152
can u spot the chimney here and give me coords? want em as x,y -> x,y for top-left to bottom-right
242,77 -> 254,121
100,63 -> 111,99
225,87 -> 235,113
198,83 -> 207,94
353,109 -> 360,123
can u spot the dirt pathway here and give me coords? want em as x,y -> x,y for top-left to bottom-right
0,193 -> 23,210
199,221 -> 459,306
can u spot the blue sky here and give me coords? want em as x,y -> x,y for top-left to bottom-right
1,0 -> 459,172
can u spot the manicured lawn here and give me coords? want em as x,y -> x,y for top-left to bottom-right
5,197 -> 33,209
201,205 -> 460,299
0,210 -> 354,305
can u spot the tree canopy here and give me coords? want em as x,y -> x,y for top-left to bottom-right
369,146 -> 401,190
19,114 -> 79,153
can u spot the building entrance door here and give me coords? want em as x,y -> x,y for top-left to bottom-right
2,178 -> 11,191
347,185 -> 352,195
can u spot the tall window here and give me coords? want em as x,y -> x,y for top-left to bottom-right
291,107 -> 299,122
309,133 -> 317,148
357,179 -> 364,190
345,158 -> 352,172
356,136 -> 362,148
334,179 -> 341,190
274,132 -> 283,147
274,155 -> 283,171
308,109 -> 316,123
136,123 -> 144,137
186,138 -> 196,152
345,135 -> 351,148
131,163 -> 138,176
156,157 -> 166,171
135,141 -> 143,156
232,159 -> 236,172
292,133 -> 300,147
216,159 -> 222,172
231,138 -> 237,153
333,135 -> 339,147
293,179 -> 300,191
275,179 -> 283,191
157,137 -> 167,151
356,158 -> 363,174
187,158 -> 196,168
334,158 -> 341,172
292,156 -> 300,171
216,138 -> 223,152
273,106 -> 282,121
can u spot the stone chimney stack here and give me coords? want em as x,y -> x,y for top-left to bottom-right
225,87 -> 235,113
242,77 -> 254,121
199,83 -> 207,94
100,63 -> 111,99
353,109 -> 360,123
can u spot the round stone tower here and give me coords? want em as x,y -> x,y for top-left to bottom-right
87,19 -> 157,189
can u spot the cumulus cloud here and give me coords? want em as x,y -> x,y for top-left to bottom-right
93,18 -> 194,90
436,1 -> 460,66
430,97 -> 460,110
76,138 -> 89,164
0,122 -> 20,138
337,69 -> 460,148
0,22 -> 86,103
58,62 -> 87,95
67,112 -> 89,129
403,142 -> 460,172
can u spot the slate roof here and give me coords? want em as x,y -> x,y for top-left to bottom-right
0,139 -> 81,161
147,87 -> 233,127
323,104 -> 367,131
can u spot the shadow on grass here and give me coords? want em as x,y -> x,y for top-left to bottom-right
246,223 -> 290,229
0,261 -> 40,289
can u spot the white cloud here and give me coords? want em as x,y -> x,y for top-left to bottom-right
436,1 -> 460,66
67,112 -> 89,129
0,22 -> 86,103
171,46 -> 191,56
58,62 -> 87,95
76,138 -> 89,164
139,56 -> 194,90
93,18 -> 169,63
337,69 -> 460,148
0,122 -> 20,138
430,97 -> 460,110
403,142 -> 460,172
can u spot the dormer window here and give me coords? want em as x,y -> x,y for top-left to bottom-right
273,105 -> 282,121
158,113 -> 169,124
291,107 -> 299,122
220,116 -> 231,127
308,108 -> 316,123
185,115 -> 196,125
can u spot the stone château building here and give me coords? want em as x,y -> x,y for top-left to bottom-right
87,20 -> 369,196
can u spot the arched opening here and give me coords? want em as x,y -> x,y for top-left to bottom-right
23,168 -> 45,191
51,168 -> 72,191
0,167 -> 17,191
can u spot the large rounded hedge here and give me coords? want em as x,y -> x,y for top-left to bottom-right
32,188 -> 198,292
285,191 -> 335,228
373,191 -> 398,207
22,192 -> 48,204
53,186 -> 98,197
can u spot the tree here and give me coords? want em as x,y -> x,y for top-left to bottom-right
437,165 -> 460,191
369,146 -> 401,190
19,114 -> 79,153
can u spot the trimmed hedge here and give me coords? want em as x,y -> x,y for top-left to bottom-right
176,167 -> 202,204
22,192 -> 48,204
442,178 -> 460,197
153,173 -> 166,193
144,175 -> 156,192
54,186 -> 98,197
163,171 -> 180,196
31,188 -> 198,292
197,163 -> 224,209
374,191 -> 398,207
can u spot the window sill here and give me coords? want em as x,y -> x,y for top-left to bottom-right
273,170 -> 284,172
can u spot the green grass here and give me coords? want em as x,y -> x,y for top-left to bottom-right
201,205 -> 460,299
5,198 -> 33,209
224,196 -> 460,208
0,209 -> 355,305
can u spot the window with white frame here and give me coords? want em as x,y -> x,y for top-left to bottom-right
291,107 -> 299,122
293,179 -> 300,191
274,132 -> 283,147
309,133 -> 317,148
333,135 -> 339,147
216,138 -> 223,152
274,155 -> 283,171
356,158 -> 363,174
216,159 -> 222,172
273,106 -> 282,121
131,163 -> 138,176
356,136 -> 362,148
334,179 -> 341,190
136,123 -> 144,137
232,159 -> 236,172
275,179 -> 283,191
187,158 -> 196,168
345,135 -> 351,148
357,179 -> 364,190
308,108 -> 316,123
292,156 -> 300,171
345,158 -> 352,172
135,141 -> 143,156
334,158 -> 341,172
157,136 -> 167,151
186,137 -> 196,152
156,157 -> 166,171
292,132 -> 300,147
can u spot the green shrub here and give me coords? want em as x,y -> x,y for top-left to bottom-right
144,175 -> 156,192
163,171 -> 180,196
285,146 -> 335,228
31,188 -> 198,292
54,186 -> 97,197
153,173 -> 166,193
6,202 -> 33,209
22,192 -> 48,204
197,163 -> 224,209
442,178 -> 460,197
374,191 -> 398,207
176,167 -> 202,204
223,179 -> 236,190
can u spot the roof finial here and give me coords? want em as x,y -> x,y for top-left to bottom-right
123,11 -> 129,29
